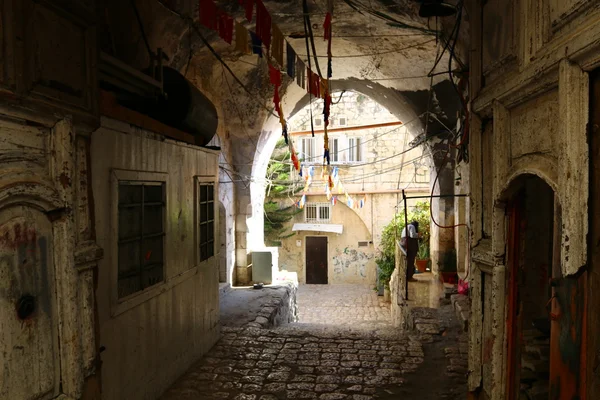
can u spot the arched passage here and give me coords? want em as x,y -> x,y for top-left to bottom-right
248,81 -> 429,255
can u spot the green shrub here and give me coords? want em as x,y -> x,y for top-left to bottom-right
377,201 -> 431,288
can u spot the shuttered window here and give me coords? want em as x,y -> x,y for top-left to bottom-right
348,137 -> 362,162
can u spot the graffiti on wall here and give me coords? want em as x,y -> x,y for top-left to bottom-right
332,246 -> 374,278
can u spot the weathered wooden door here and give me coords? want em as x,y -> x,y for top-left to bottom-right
506,196 -> 523,400
306,236 -> 328,284
0,206 -> 59,399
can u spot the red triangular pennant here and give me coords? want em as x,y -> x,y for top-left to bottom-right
199,0 -> 217,31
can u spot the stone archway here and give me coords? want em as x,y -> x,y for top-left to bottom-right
249,80 -> 429,252
242,80 -> 465,283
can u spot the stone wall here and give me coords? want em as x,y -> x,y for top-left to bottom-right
467,0 -> 594,398
245,279 -> 299,329
390,241 -> 409,329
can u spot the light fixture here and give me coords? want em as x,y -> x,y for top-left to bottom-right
418,0 -> 457,18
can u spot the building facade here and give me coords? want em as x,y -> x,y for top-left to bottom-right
466,0 -> 599,398
274,92 -> 430,285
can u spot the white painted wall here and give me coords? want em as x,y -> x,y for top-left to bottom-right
91,117 -> 220,400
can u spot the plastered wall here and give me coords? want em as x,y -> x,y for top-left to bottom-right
278,197 -> 376,285
91,118 -> 220,400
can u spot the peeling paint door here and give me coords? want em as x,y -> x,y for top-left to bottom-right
0,206 -> 59,400
506,196 -> 523,400
306,236 -> 328,284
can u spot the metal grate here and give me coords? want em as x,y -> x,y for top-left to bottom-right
198,183 -> 215,262
117,181 -> 165,299
305,202 -> 332,223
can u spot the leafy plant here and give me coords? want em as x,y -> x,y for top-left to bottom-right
264,201 -> 301,245
376,254 -> 396,290
377,201 -> 431,288
417,243 -> 430,260
264,138 -> 302,244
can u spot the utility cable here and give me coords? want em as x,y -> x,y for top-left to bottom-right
130,0 -> 154,62
296,38 -> 436,59
156,1 -> 279,119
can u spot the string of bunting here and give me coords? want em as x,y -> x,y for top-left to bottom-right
295,166 -> 367,210
199,0 -> 335,176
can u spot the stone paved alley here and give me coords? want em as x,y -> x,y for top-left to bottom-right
160,283 -> 468,400
296,285 -> 390,327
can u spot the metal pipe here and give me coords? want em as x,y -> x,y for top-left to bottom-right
403,189 -> 409,301
403,194 -> 469,200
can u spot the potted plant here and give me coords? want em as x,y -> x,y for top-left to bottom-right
415,243 -> 430,273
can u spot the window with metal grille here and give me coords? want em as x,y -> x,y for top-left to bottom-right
198,182 -> 215,262
348,137 -> 362,162
299,137 -> 316,162
305,202 -> 332,223
328,138 -> 339,163
117,181 -> 165,299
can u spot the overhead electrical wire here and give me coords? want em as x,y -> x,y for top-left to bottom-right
288,111 -> 427,164
156,1 -> 279,119
270,151 -> 434,186
295,38 -> 436,59
341,0 -> 437,34
130,0 -> 154,62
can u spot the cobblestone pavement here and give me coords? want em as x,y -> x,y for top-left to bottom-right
160,324 -> 423,400
160,284 -> 468,400
296,284 -> 390,327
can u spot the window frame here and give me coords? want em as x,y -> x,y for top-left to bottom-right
110,169 -> 173,316
348,137 -> 363,163
305,202 -> 332,223
299,136 -> 317,163
195,176 -> 218,265
328,137 -> 340,163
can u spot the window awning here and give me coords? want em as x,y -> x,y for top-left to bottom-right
292,223 -> 343,234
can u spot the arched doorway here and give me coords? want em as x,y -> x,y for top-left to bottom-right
505,175 -> 557,400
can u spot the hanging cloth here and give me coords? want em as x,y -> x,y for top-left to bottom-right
269,63 -> 281,87
286,43 -> 296,79
307,69 -> 319,97
199,0 -> 218,31
256,0 -> 272,49
250,31 -> 263,57
296,57 -> 306,89
217,10 -> 234,44
244,0 -> 254,22
271,25 -> 284,66
235,22 -> 251,54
